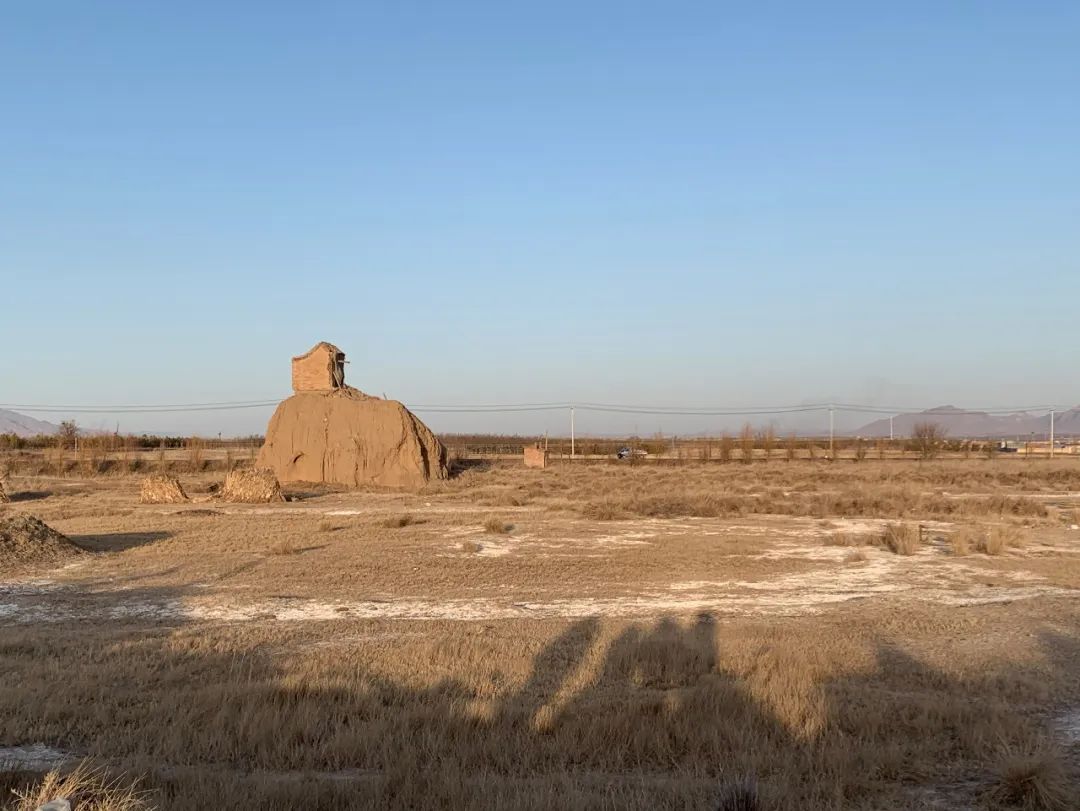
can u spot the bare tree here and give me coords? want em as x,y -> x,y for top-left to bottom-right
739,423 -> 755,464
910,422 -> 945,460
58,420 -> 79,450
719,433 -> 734,464
758,426 -> 776,462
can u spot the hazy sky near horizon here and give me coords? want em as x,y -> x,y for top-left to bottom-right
2,2 -> 1078,436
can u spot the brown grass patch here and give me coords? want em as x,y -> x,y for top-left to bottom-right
951,526 -> 976,556
824,531 -> 876,548
138,474 -> 188,505
268,538 -> 299,556
483,516 -> 513,534
221,468 -> 283,504
976,526 -> 1023,556
581,500 -> 629,521
461,540 -> 483,553
716,775 -> 761,811
383,513 -> 416,528
5,762 -> 150,811
881,522 -> 920,555
988,743 -> 1071,810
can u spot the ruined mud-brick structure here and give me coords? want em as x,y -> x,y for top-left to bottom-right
523,445 -> 548,469
258,342 -> 448,490
291,342 -> 346,393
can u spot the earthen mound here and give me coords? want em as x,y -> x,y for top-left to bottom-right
222,468 -> 284,503
139,474 -> 189,504
0,514 -> 83,569
257,387 -> 448,490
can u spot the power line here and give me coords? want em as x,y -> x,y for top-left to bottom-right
0,401 -> 282,414
0,399 -> 1074,417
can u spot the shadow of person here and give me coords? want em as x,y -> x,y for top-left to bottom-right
68,530 -> 173,552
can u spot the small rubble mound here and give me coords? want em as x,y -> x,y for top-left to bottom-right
222,468 -> 284,503
0,514 -> 83,569
139,473 -> 189,504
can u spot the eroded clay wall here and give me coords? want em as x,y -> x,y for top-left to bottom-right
292,351 -> 334,392
524,447 -> 549,469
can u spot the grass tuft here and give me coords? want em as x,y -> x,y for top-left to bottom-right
881,522 -> 920,555
461,540 -> 482,553
988,744 -> 1070,811
383,513 -> 415,529
268,539 -> 298,556
483,516 -> 513,534
716,775 -> 761,811
844,548 -> 868,563
950,527 -> 975,556
10,762 -> 151,811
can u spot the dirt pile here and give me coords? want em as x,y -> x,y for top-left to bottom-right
0,514 -> 83,569
222,468 -> 284,503
257,386 -> 448,490
139,474 -> 189,504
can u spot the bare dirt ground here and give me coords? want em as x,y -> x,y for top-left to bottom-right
1,460 -> 1079,809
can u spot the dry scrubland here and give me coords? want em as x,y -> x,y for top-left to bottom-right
1,459 -> 1080,809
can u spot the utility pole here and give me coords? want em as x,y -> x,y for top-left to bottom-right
570,405 -> 575,459
1050,410 -> 1055,458
829,404 -> 835,460
889,415 -> 894,442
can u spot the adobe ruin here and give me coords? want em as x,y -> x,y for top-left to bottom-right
258,342 -> 448,490
291,341 -> 346,393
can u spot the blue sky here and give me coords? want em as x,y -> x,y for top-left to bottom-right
2,2 -> 1078,436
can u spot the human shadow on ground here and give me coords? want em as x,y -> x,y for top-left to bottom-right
1,598 -> 1078,810
7,491 -> 50,503
68,530 -> 173,552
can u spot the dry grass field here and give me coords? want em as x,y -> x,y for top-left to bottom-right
2,459 -> 1080,809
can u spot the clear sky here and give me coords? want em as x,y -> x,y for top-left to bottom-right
2,2 -> 1078,436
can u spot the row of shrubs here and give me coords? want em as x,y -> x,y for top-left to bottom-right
581,489 -> 1047,522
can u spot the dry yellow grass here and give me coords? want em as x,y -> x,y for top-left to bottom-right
952,525 -> 1026,557
0,612 -> 1076,809
2,763 -> 149,811
483,516 -> 513,534
137,474 -> 188,505
951,527 -> 974,556
988,742 -> 1071,811
221,468 -> 282,504
267,537 -> 298,556
882,522 -> 921,555
0,459 -> 1078,808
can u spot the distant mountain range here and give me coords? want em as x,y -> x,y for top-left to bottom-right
0,409 -> 60,437
853,405 -> 1080,439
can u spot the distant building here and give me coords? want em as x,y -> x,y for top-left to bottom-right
291,342 -> 346,393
